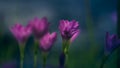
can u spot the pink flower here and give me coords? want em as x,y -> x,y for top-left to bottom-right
28,17 -> 49,39
59,20 -> 80,42
39,32 -> 57,51
10,23 -> 31,44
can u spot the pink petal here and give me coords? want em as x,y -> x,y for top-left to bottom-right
59,20 -> 65,31
50,32 -> 57,41
70,30 -> 80,43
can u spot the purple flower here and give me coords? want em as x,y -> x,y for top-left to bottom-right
59,20 -> 80,43
105,32 -> 120,54
39,32 -> 57,51
10,23 -> 31,44
28,17 -> 49,39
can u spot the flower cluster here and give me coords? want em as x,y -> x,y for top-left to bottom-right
9,17 -> 120,68
10,17 -> 80,52
10,17 -> 80,68
10,17 -> 57,51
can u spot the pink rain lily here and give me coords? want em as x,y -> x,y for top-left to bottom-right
28,17 -> 49,39
59,20 -> 80,43
10,23 -> 31,44
39,32 -> 57,51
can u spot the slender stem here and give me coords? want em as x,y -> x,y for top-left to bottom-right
20,55 -> 23,68
100,46 -> 120,68
42,52 -> 48,68
100,57 -> 104,68
100,55 -> 108,68
65,52 -> 68,68
34,40 -> 39,68
62,40 -> 70,68
19,44 -> 25,68
34,54 -> 37,68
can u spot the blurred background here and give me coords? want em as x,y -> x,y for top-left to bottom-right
0,0 -> 117,68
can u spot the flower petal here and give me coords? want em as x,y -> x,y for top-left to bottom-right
70,30 -> 80,43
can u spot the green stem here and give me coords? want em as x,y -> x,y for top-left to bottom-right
62,40 -> 70,68
100,55 -> 110,68
42,52 -> 48,68
34,54 -> 37,68
19,44 -> 25,68
65,52 -> 68,68
34,40 -> 39,68
100,46 -> 120,68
